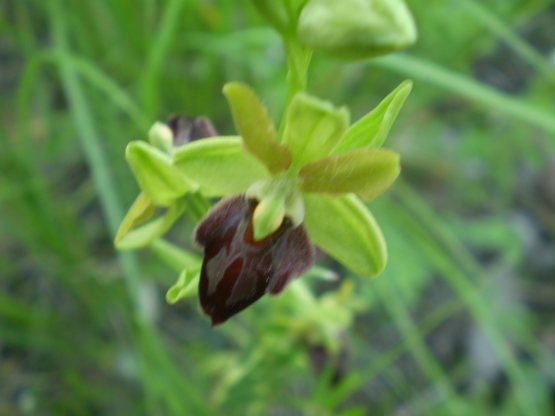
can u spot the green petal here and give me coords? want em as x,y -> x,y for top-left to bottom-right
303,194 -> 387,277
115,200 -> 186,250
115,192 -> 156,245
172,137 -> 270,197
333,80 -> 412,153
299,149 -> 400,201
166,268 -> 201,304
126,141 -> 198,206
282,92 -> 350,167
223,82 -> 291,174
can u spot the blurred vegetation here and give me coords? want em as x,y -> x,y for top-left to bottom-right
1,0 -> 555,415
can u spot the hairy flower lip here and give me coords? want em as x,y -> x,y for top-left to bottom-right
195,195 -> 314,325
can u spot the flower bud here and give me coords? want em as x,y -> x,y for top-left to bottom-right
297,0 -> 417,59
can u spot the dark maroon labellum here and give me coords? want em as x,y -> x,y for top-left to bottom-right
166,115 -> 218,146
195,195 -> 314,325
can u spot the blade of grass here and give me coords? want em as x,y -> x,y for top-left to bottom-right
373,53 -> 555,135
459,0 -> 555,84
374,276 -> 462,414
47,2 -> 208,414
139,0 -> 186,117
382,188 -> 540,416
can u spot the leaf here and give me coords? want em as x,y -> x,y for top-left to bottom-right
299,149 -> 400,200
172,137 -> 270,197
126,141 -> 198,206
303,194 -> 387,277
115,200 -> 186,250
115,192 -> 156,245
333,80 -> 412,153
282,92 -> 350,167
166,268 -> 201,304
223,82 -> 291,174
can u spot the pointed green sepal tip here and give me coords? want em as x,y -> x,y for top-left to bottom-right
223,82 -> 292,174
115,200 -> 186,250
114,192 -> 155,246
334,80 -> 413,153
303,194 -> 387,277
297,0 -> 417,59
125,141 -> 198,206
283,92 -> 350,167
300,149 -> 401,201
166,268 -> 200,304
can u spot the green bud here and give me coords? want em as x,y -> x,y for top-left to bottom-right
297,0 -> 417,59
148,122 -> 174,153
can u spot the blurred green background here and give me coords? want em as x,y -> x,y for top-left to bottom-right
1,0 -> 555,415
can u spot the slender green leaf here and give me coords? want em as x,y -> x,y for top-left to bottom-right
300,149 -> 400,200
333,80 -> 412,153
303,194 -> 387,277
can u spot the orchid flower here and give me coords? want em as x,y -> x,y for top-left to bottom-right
116,80 -> 412,325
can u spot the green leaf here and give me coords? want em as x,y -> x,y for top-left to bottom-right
299,149 -> 400,201
115,192 -> 156,245
223,82 -> 292,174
333,80 -> 412,153
297,0 -> 417,59
303,194 -> 387,277
166,268 -> 201,304
115,200 -> 186,250
283,92 -> 350,167
172,137 -> 270,197
126,141 -> 198,206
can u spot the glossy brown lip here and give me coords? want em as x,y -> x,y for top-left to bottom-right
195,195 -> 314,326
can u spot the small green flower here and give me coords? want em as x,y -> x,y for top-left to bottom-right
116,81 -> 411,324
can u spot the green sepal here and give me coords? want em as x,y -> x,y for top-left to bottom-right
297,0 -> 417,59
223,82 -> 292,174
115,200 -> 186,250
114,192 -> 156,246
299,149 -> 400,201
172,137 -> 270,197
126,141 -> 198,206
333,80 -> 412,153
283,92 -> 350,167
303,194 -> 387,277
166,268 -> 201,304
